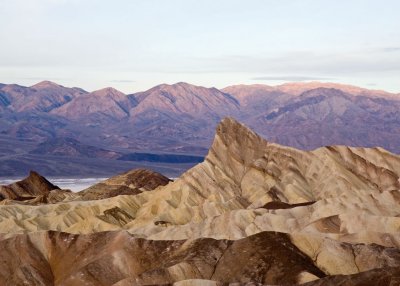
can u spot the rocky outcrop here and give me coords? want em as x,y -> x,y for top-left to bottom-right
0,231 -> 326,285
1,230 -> 400,285
301,267 -> 400,286
0,168 -> 171,204
78,168 -> 171,200
0,171 -> 60,200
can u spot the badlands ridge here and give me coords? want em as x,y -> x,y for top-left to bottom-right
0,118 -> 400,285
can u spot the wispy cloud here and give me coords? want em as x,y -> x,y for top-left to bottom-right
183,49 -> 400,76
252,76 -> 334,81
381,47 -> 400,53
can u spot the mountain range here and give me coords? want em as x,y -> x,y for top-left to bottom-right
1,80 -> 399,176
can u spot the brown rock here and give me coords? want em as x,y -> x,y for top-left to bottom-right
301,267 -> 400,286
0,171 -> 59,200
78,168 -> 171,200
0,231 -> 325,286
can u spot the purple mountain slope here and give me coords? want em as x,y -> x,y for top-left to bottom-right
0,81 -> 399,176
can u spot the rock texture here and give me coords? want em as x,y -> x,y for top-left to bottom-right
301,268 -> 400,286
0,231 -> 328,286
0,168 -> 171,204
78,168 -> 172,200
0,118 -> 399,285
0,171 -> 60,200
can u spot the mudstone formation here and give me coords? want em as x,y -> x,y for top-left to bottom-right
0,118 -> 400,285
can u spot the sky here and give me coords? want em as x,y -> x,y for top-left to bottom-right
0,0 -> 399,93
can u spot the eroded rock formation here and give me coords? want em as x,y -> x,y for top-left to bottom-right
0,171 -> 60,201
78,168 -> 172,200
0,118 -> 399,285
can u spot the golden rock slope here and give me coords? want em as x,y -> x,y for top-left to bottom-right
0,117 -> 400,285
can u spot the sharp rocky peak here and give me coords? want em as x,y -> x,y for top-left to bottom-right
215,117 -> 263,143
207,117 -> 270,168
0,170 -> 60,200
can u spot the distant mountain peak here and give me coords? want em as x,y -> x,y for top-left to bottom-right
174,81 -> 191,86
52,86 -> 131,120
31,80 -> 63,89
153,82 -> 215,92
299,86 -> 348,96
92,87 -> 125,96
133,82 -> 240,116
276,81 -> 395,97
224,83 -> 274,90
150,82 -> 194,90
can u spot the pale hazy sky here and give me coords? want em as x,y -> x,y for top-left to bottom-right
0,0 -> 399,93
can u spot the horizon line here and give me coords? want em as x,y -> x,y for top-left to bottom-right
2,79 -> 399,95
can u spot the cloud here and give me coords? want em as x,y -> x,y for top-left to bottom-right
150,48 -> 400,77
381,47 -> 400,53
251,76 -> 334,81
